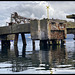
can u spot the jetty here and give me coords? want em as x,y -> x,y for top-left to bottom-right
0,12 -> 75,50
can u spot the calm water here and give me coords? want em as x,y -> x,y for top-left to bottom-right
0,37 -> 75,74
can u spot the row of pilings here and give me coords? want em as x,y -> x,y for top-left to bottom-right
33,39 -> 65,50
1,33 -> 26,51
1,34 -> 66,51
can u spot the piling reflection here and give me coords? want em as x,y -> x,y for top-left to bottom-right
14,46 -> 19,57
12,45 -> 28,72
22,45 -> 26,57
39,44 -> 68,70
31,50 -> 39,67
0,42 -> 74,73
72,42 -> 75,68
1,43 -> 10,58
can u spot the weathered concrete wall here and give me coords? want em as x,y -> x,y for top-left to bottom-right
30,19 -> 39,40
51,30 -> 64,39
30,19 -> 50,40
40,19 -> 50,40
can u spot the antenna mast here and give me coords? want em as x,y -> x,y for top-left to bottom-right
46,5 -> 50,19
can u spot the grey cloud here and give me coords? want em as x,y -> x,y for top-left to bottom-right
0,1 -> 75,26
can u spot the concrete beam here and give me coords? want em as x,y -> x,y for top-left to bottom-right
0,23 -> 30,35
0,21 -> 75,39
67,28 -> 75,34
11,23 -> 30,34
0,26 -> 11,35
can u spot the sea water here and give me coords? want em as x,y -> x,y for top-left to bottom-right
0,34 -> 75,74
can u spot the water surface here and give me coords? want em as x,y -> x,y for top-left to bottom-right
0,36 -> 75,74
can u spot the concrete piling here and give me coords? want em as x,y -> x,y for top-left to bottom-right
22,45 -> 26,57
14,45 -> 18,57
61,39 -> 65,45
21,33 -> 26,45
73,34 -> 75,40
14,33 -> 18,46
40,40 -> 49,50
32,40 -> 35,51
50,40 -> 52,45
1,40 -> 10,52
56,40 -> 60,45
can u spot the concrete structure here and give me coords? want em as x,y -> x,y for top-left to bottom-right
66,14 -> 75,22
0,18 -> 75,50
66,14 -> 75,40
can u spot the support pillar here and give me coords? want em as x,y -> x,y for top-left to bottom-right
22,45 -> 26,57
47,40 -> 52,46
74,19 -> 75,22
56,40 -> 60,45
73,34 -> 75,40
47,40 -> 50,45
61,39 -> 65,45
14,33 -> 18,46
21,33 -> 26,45
14,45 -> 18,57
40,40 -> 49,50
52,40 -> 57,45
50,40 -> 52,45
1,40 -> 10,54
32,40 -> 35,51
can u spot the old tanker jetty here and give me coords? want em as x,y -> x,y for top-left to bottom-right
0,12 -> 75,50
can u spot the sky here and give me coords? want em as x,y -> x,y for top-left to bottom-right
0,1 -> 75,26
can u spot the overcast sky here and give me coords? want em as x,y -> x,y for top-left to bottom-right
0,1 -> 75,26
